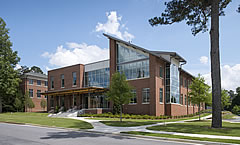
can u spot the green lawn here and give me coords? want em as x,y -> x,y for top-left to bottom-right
122,131 -> 240,144
147,120 -> 240,137
222,113 -> 237,120
97,113 -> 210,127
100,121 -> 155,127
0,112 -> 93,129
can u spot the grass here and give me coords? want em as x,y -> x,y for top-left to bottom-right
100,121 -> 155,127
122,131 -> 240,144
147,120 -> 240,137
96,113 -> 210,127
0,112 -> 93,129
222,113 -> 237,120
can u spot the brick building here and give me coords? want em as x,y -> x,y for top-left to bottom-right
20,72 -> 48,112
44,34 -> 204,116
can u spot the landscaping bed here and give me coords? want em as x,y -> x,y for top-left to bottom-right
91,113 -> 210,127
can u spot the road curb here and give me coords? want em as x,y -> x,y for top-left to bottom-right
0,121 -> 237,145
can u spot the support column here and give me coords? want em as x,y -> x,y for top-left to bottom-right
88,92 -> 91,109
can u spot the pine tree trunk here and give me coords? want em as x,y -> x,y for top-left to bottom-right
211,0 -> 222,128
120,105 -> 122,122
199,103 -> 201,121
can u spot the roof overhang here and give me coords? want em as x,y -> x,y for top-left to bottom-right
41,87 -> 108,96
103,33 -> 171,63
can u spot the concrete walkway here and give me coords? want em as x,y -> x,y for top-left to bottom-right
68,114 -> 240,141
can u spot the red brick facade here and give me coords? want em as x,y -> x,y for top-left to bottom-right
20,73 -> 48,112
45,34 -> 204,116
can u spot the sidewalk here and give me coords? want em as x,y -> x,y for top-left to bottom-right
68,114 -> 240,141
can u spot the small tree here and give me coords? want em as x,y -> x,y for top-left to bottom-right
14,97 -> 22,112
24,91 -> 34,112
232,105 -> 240,115
189,74 -> 211,121
28,99 -> 35,112
40,99 -> 47,111
221,90 -> 231,110
105,72 -> 133,122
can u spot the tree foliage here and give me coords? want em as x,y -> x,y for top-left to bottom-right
105,72 -> 134,122
0,17 -> 21,113
221,90 -> 231,110
189,74 -> 211,120
18,65 -> 44,75
24,91 -> 35,112
231,87 -> 240,109
40,99 -> 47,111
149,0 -> 231,35
149,0 -> 233,128
30,66 -> 44,74
14,97 -> 22,112
232,105 -> 240,115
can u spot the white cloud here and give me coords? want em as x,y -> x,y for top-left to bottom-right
42,42 -> 109,68
200,56 -> 208,64
203,64 -> 240,91
14,64 -> 21,70
96,11 -> 135,41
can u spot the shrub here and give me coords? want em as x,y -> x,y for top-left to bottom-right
232,105 -> 240,115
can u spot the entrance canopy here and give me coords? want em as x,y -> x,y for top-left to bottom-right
41,87 -> 108,96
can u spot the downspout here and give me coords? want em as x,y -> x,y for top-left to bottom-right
179,61 -> 187,115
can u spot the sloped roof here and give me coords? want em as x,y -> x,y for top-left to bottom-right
150,51 -> 186,62
22,72 -> 47,79
103,33 -> 186,63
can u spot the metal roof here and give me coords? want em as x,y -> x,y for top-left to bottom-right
103,33 -> 171,63
150,51 -> 186,62
41,86 -> 107,96
22,72 -> 47,79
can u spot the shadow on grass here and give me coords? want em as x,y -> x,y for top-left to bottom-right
67,121 -> 93,129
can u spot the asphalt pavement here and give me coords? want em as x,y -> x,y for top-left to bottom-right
0,123 -> 196,145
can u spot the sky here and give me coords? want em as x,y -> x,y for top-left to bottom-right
1,0 -> 240,91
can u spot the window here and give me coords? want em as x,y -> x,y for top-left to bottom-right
117,60 -> 149,80
50,76 -> 54,89
180,77 -> 183,86
130,89 -> 137,104
72,72 -> 77,86
37,80 -> 41,86
142,88 -> 150,103
180,94 -> 183,105
85,68 -> 110,88
159,66 -> 163,78
50,96 -> 54,107
44,91 -> 47,99
45,81 -> 48,87
188,97 -> 191,106
184,79 -> 188,88
37,90 -> 41,98
29,79 -> 33,85
29,89 -> 33,98
61,74 -> 64,88
159,88 -> 163,103
185,95 -> 187,105
116,43 -> 149,80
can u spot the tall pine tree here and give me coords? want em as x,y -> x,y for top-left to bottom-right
149,0 -> 232,128
0,17 -> 20,113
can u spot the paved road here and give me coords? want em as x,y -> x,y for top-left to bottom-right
224,116 -> 240,123
0,123 -> 196,145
